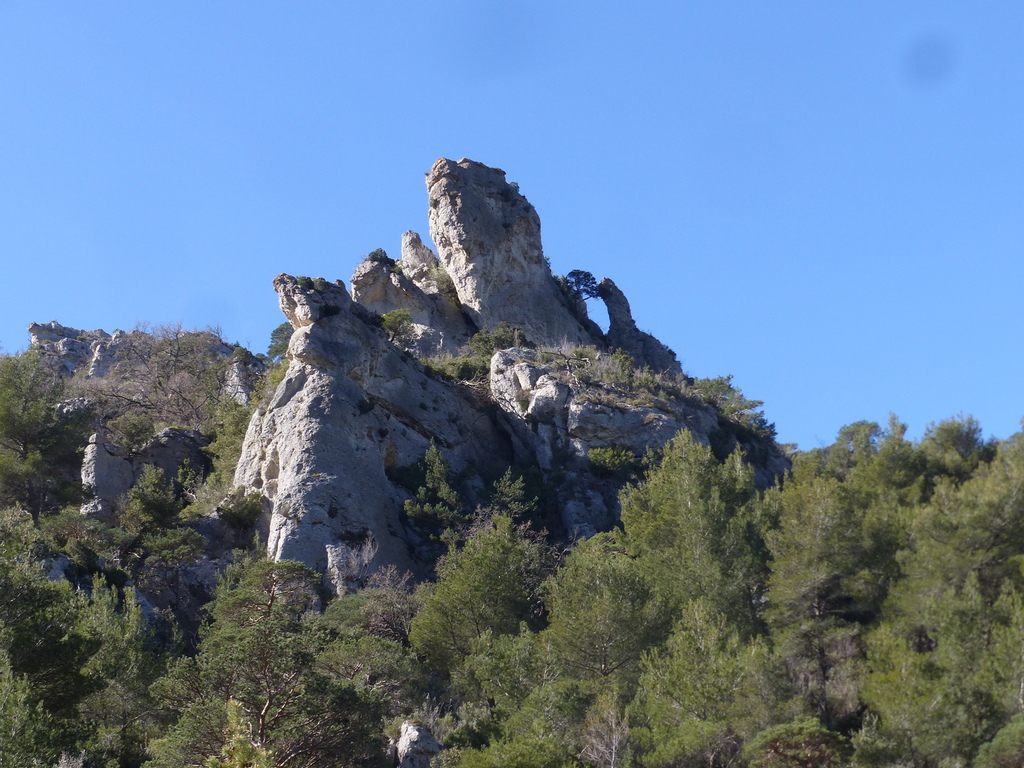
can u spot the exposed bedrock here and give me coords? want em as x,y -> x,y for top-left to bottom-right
235,274 -> 513,593
425,157 -> 597,349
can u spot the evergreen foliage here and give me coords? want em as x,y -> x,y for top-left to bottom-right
266,322 -> 292,363
5,316 -> 1024,768
0,350 -> 91,519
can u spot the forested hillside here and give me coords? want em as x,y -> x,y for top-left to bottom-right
2,332 -> 1023,767
1,161 -> 1020,768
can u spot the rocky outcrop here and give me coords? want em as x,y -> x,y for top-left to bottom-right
30,321 -> 265,404
400,231 -> 442,285
598,278 -> 681,374
388,722 -> 441,768
30,322 -> 111,376
426,158 -> 597,348
230,159 -> 789,576
80,428 -> 210,520
489,348 -> 720,537
234,274 -> 513,592
350,253 -> 472,357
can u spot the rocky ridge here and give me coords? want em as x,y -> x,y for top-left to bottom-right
29,159 -> 788,596
233,158 -> 789,590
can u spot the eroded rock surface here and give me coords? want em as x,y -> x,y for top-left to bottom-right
350,254 -> 472,357
234,275 -> 512,592
81,427 -> 210,521
489,348 -> 722,536
388,721 -> 441,768
426,157 -> 597,348
231,158 -> 789,577
599,278 -> 682,374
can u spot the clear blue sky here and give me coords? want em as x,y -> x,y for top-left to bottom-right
1,2 -> 1021,450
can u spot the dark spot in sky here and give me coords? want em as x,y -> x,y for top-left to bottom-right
904,34 -> 955,86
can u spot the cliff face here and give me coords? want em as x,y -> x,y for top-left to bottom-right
425,157 -> 596,349
234,158 -> 789,591
234,275 -> 512,589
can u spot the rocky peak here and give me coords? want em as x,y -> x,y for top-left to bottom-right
29,321 -> 112,377
349,252 -> 472,358
400,230 -> 441,285
236,273 -> 513,592
230,159 -> 788,585
425,157 -> 597,348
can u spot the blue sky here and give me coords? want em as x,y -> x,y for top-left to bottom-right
0,2 -> 1021,450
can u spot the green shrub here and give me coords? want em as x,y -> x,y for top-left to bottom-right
119,465 -> 182,537
468,322 -> 530,357
266,321 -> 292,363
588,445 -> 640,479
382,309 -> 415,348
365,248 -> 394,267
108,413 -> 156,454
690,375 -> 775,438
427,263 -> 459,304
744,718 -> 849,768
403,443 -> 467,530
217,488 -> 264,530
422,355 -> 491,382
295,276 -> 313,289
257,362 -> 288,406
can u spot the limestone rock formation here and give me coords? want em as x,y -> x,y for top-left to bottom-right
598,278 -> 682,374
425,157 -> 597,348
234,274 -> 513,592
30,322 -> 111,376
80,427 -> 210,521
489,348 -> 720,537
30,321 -> 264,403
350,252 -> 472,357
231,158 -> 789,576
400,231 -> 442,284
388,722 -> 441,768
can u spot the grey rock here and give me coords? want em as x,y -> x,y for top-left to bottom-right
390,721 -> 441,768
80,428 -> 209,517
276,275 -> 352,328
400,231 -> 441,285
29,322 -> 109,377
488,346 -> 772,534
81,434 -> 134,519
131,427 -> 209,486
489,348 -> 713,469
235,274 -> 512,591
598,278 -> 681,374
426,158 -> 596,348
350,254 -> 472,357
